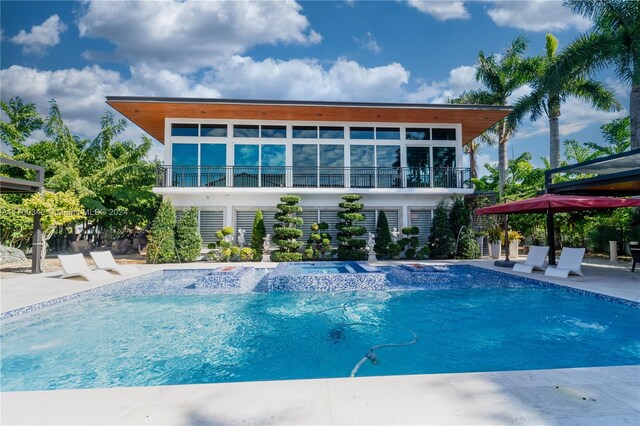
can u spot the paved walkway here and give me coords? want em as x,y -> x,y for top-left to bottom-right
1,258 -> 638,425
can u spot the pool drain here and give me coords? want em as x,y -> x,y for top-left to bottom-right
553,385 -> 596,402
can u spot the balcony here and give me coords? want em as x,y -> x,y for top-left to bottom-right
156,165 -> 471,189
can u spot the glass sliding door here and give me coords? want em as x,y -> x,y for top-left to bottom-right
234,144 -> 259,187
376,145 -> 401,187
261,145 -> 286,187
406,146 -> 430,187
319,145 -> 344,187
350,145 -> 375,187
172,143 -> 198,187
200,144 -> 227,187
293,144 -> 317,187
433,146 -> 457,187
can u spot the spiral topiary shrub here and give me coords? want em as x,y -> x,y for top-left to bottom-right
271,195 -> 303,262
336,194 -> 368,261
147,200 -> 176,264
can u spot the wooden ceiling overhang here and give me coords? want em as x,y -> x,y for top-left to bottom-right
106,97 -> 512,145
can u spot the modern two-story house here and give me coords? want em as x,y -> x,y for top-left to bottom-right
107,97 -> 510,246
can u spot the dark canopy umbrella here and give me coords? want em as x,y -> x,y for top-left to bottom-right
476,194 -> 640,264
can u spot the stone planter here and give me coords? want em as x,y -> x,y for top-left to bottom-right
509,241 -> 520,259
609,241 -> 618,262
476,237 -> 485,257
489,242 -> 501,259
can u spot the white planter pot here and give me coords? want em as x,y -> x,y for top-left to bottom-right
509,241 -> 519,259
609,241 -> 618,262
489,242 -> 501,259
476,237 -> 485,256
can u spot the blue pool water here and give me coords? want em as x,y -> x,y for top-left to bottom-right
1,265 -> 639,391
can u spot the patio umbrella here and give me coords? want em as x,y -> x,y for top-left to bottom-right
476,194 -> 640,265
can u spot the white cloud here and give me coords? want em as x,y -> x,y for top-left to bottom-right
486,0 -> 591,32
407,0 -> 470,20
10,15 -> 67,55
406,65 -> 480,103
77,0 -> 321,73
355,32 -> 381,54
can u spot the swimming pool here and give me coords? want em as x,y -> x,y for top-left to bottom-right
1,265 -> 638,391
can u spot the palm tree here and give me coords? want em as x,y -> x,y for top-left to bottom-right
549,0 -> 639,150
511,34 -> 621,169
452,35 -> 538,198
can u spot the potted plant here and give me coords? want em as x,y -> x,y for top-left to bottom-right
487,226 -> 502,259
501,230 -> 523,259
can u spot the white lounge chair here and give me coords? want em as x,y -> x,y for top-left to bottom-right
59,253 -> 112,282
544,247 -> 586,278
513,246 -> 549,273
90,251 -> 139,275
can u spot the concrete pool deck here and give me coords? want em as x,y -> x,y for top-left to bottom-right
1,258 -> 638,425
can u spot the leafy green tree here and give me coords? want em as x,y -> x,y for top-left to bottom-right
305,222 -> 331,260
272,195 -> 303,262
336,194 -> 368,261
511,33 -> 621,169
452,36 -> 539,198
175,207 -> 202,262
374,210 -> 392,259
429,199 -> 455,259
147,200 -> 176,264
584,116 -> 631,156
0,97 -> 44,155
550,0 -> 639,149
250,209 -> 267,261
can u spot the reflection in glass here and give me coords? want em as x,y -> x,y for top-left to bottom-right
433,146 -> 457,187
320,145 -> 344,187
319,126 -> 344,139
292,126 -> 318,139
350,145 -> 375,187
234,144 -> 259,187
261,125 -> 286,138
406,128 -> 430,140
432,128 -> 456,140
376,127 -> 400,140
261,145 -> 286,187
233,125 -> 259,138
171,124 -> 198,137
376,145 -> 401,188
406,146 -> 430,187
200,144 -> 226,187
293,144 -> 318,186
172,143 -> 198,186
200,124 -> 227,137
350,127 -> 374,140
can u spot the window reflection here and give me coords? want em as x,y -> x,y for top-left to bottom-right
406,146 -> 430,188
171,124 -> 198,137
293,144 -> 317,186
293,126 -> 318,139
350,145 -> 375,187
320,145 -> 344,187
262,145 -> 286,187
200,124 -> 227,137
200,144 -> 226,187
234,125 -> 259,138
234,144 -> 259,187
432,128 -> 456,140
319,126 -> 344,139
406,128 -> 430,141
350,127 -> 374,140
172,143 -> 198,186
376,145 -> 401,188
376,127 -> 400,140
261,125 -> 286,138
433,146 -> 457,187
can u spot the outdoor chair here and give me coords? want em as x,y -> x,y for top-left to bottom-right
90,251 -> 139,275
544,247 -> 586,278
630,245 -> 640,272
512,246 -> 549,274
58,253 -> 112,282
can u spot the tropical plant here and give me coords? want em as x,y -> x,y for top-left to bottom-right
428,199 -> 455,259
147,200 -> 176,264
175,207 -> 202,262
510,33 -> 621,169
452,36 -> 539,198
551,0 -> 639,149
272,195 -> 303,262
250,209 -> 266,261
374,210 -> 392,259
336,194 -> 368,261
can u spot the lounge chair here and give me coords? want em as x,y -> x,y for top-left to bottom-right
544,247 -> 586,278
512,246 -> 549,273
90,251 -> 139,275
59,253 -> 113,282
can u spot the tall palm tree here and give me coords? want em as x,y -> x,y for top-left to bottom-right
511,33 -> 621,169
550,0 -> 639,150
452,35 -> 538,198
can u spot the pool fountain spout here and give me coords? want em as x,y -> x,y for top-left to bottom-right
454,225 -> 467,259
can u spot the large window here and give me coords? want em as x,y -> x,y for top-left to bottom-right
319,145 -> 344,187
261,145 -> 286,187
350,145 -> 375,187
200,144 -> 226,187
200,124 -> 227,137
406,146 -> 430,187
293,126 -> 318,139
234,144 -> 259,186
432,128 -> 456,140
171,124 -> 198,137
172,143 -> 198,186
233,125 -> 259,138
350,127 -> 374,140
376,145 -> 401,187
293,144 -> 318,186
433,146 -> 457,187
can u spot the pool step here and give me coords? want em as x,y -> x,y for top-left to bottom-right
188,267 -> 258,292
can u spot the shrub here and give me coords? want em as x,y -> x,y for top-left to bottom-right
208,226 -> 239,262
428,199 -> 454,259
250,209 -> 267,261
399,226 -> 420,259
175,207 -> 202,262
336,194 -> 368,261
388,243 -> 402,259
272,195 -> 303,262
147,200 -> 176,263
306,222 -> 332,260
374,211 -> 391,259
457,228 -> 480,259
240,247 -> 255,262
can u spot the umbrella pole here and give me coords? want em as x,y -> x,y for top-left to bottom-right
547,209 -> 556,266
504,214 -> 510,261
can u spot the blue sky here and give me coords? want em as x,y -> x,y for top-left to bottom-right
0,1 -> 629,172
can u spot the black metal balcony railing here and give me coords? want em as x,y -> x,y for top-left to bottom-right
156,166 -> 471,189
